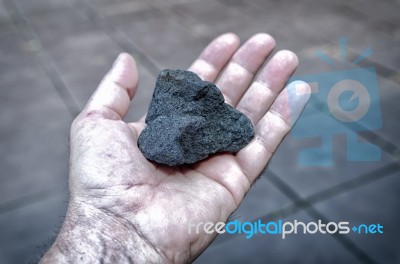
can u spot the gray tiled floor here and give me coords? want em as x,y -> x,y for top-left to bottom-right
0,191 -> 68,264
1,0 -> 399,263
268,132 -> 395,198
0,8 -> 71,204
314,171 -> 400,263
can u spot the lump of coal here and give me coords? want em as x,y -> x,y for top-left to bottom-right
138,69 -> 254,166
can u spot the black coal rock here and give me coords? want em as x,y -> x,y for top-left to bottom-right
138,69 -> 254,166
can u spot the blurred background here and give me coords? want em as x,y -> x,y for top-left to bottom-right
0,0 -> 399,263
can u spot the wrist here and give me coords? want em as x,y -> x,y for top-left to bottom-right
40,198 -> 165,263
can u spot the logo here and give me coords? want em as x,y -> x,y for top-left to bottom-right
288,37 -> 382,166
188,220 -> 383,239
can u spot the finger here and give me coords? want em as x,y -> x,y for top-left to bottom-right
236,81 -> 311,183
188,33 -> 240,82
83,53 -> 138,120
236,50 -> 298,125
215,33 -> 275,106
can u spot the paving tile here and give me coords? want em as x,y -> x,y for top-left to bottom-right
67,0 -> 400,74
216,0 -> 318,51
104,4 -> 210,69
14,0 -> 163,120
353,0 -> 400,25
170,0 -> 250,35
169,0 -> 312,52
0,7 -> 70,263
369,78 -> 400,149
85,0 -> 200,18
84,0 -> 151,17
13,0 -> 117,108
12,0 -> 69,14
0,15 -> 71,203
0,192 -> 68,264
313,170 -> 400,263
0,0 -> 9,20
90,0 -> 306,70
196,211 -> 361,264
307,0 -> 400,26
164,0 -> 335,60
244,0 -> 400,71
266,110 -> 395,198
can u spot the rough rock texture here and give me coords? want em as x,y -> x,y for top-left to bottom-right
138,69 -> 254,166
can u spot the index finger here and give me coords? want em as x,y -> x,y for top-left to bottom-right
188,33 -> 240,82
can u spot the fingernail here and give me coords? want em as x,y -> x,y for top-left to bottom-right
110,53 -> 127,78
287,81 -> 311,124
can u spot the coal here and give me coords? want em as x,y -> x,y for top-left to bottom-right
138,69 -> 254,166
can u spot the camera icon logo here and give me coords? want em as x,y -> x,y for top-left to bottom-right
288,38 -> 382,166
327,79 -> 370,123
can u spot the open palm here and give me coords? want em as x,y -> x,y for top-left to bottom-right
61,33 -> 309,263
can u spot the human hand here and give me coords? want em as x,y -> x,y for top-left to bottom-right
41,33 -> 310,263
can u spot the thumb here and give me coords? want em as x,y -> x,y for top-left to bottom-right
83,53 -> 139,120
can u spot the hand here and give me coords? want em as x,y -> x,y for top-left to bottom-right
41,33 -> 310,263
